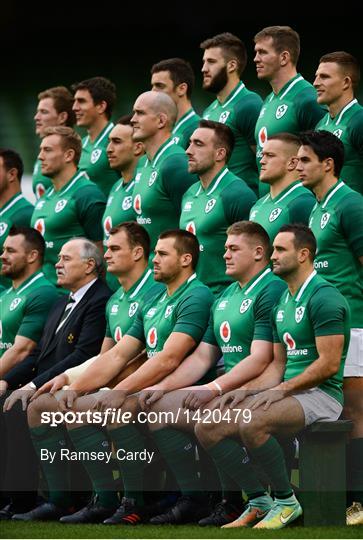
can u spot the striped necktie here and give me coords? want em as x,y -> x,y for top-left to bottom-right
56,295 -> 76,333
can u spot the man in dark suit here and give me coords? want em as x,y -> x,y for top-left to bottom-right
0,237 -> 111,519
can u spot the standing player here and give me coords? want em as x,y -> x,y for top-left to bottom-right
253,26 -> 325,195
151,58 -> 200,149
72,77 -> 119,196
297,130 -> 363,525
250,133 -> 315,242
103,115 -> 144,289
201,32 -> 262,194
181,120 -> 256,295
195,224 -> 350,530
31,127 -> 106,285
0,149 -> 33,289
131,91 -> 196,250
314,51 -> 363,194
33,86 -> 75,199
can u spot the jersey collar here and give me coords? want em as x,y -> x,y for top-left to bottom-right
319,181 -> 345,209
239,266 -> 271,294
0,193 -> 24,215
270,180 -> 303,203
172,108 -> 197,133
326,98 -> 358,125
11,270 -> 44,294
48,170 -> 87,196
83,121 -> 114,149
270,74 -> 304,100
195,166 -> 229,196
150,137 -> 177,168
218,81 -> 245,108
285,270 -> 317,304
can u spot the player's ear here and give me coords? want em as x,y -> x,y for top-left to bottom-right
288,156 -> 298,171
58,111 -> 68,125
96,100 -> 108,116
227,59 -> 238,74
176,82 -> 188,97
280,50 -> 290,67
254,245 -> 264,261
342,76 -> 351,92
133,245 -> 144,262
215,147 -> 227,163
181,252 -> 192,268
157,112 -> 168,129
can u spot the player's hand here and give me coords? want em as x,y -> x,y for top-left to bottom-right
248,387 -> 286,411
92,390 -> 127,412
182,385 -> 216,410
31,373 -> 70,401
3,386 -> 36,412
55,389 -> 80,411
219,388 -> 249,409
139,387 -> 165,410
0,380 -> 8,397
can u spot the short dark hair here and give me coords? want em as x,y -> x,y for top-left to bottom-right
151,58 -> 195,99
200,32 -> 247,76
227,221 -> 271,260
116,114 -> 134,126
158,229 -> 200,270
267,132 -> 301,147
8,226 -> 45,262
43,126 -> 83,165
38,86 -> 76,126
278,223 -> 316,261
319,51 -> 360,92
299,130 -> 345,178
72,77 -> 116,119
198,119 -> 235,162
109,221 -> 151,261
254,26 -> 300,65
0,148 -> 24,180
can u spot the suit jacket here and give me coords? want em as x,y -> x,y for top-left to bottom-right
4,279 -> 111,389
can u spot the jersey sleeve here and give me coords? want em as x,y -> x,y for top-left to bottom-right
287,192 -> 316,226
339,192 -> 363,257
272,307 -> 281,343
234,93 -> 263,145
125,309 -> 146,343
253,280 -> 287,342
104,293 -> 117,338
74,184 -> 106,241
348,110 -> 363,159
295,88 -> 326,129
15,204 -> 34,227
172,286 -> 214,342
201,311 -> 218,347
308,285 -> 350,336
161,154 -> 197,212
221,180 -> 257,224
17,286 -> 59,342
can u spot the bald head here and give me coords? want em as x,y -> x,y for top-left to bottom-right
131,91 -> 177,141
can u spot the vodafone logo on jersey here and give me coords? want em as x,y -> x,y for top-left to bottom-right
186,221 -> 196,235
34,218 -> 45,236
103,216 -> 112,235
36,183 -> 46,199
114,326 -> 122,342
220,321 -> 231,343
133,194 -> 142,215
283,332 -> 296,350
258,127 -> 268,147
147,327 -> 158,349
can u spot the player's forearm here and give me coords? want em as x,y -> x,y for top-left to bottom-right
277,355 -> 340,395
65,355 -> 99,385
216,353 -> 271,394
158,351 -> 213,392
242,359 -> 284,394
70,348 -> 127,393
0,345 -> 34,377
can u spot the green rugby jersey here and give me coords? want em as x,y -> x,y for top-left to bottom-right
273,271 -> 350,404
203,81 -> 262,193
102,176 -> 136,291
250,181 -> 315,242
316,99 -> 363,195
127,273 -> 214,358
0,270 -> 59,357
31,171 -> 106,285
105,268 -> 164,343
309,181 -> 363,327
132,137 -> 196,249
203,267 -> 286,372
32,159 -> 52,200
78,122 -> 119,196
172,108 -> 200,150
180,167 -> 256,295
255,75 -> 325,195
0,193 -> 34,289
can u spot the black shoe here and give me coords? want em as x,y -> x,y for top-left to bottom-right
149,495 -> 207,524
12,502 -> 71,521
198,499 -> 244,526
0,504 -> 15,521
60,499 -> 117,524
103,497 -> 147,525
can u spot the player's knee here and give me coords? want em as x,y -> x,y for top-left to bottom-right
194,419 -> 217,448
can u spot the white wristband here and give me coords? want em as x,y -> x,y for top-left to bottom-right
209,380 -> 223,396
28,382 -> 37,390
